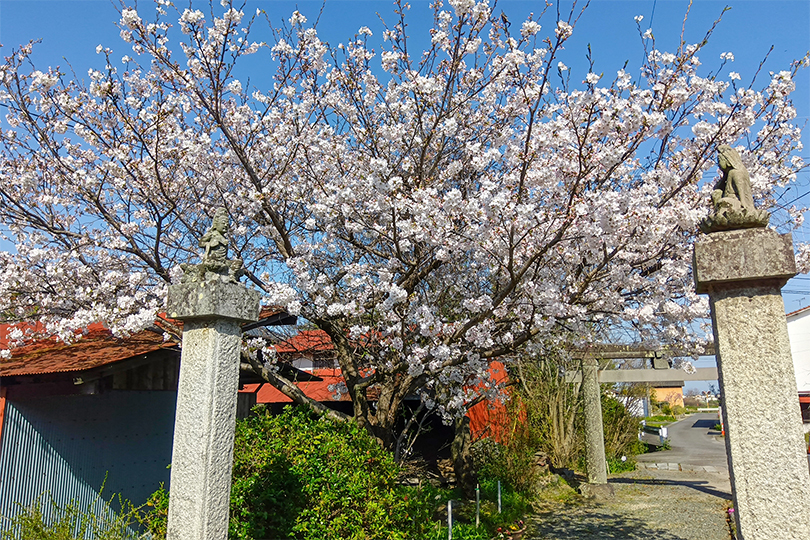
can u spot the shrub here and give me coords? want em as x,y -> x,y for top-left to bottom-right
1,492 -> 142,540
601,392 -> 644,462
472,423 -> 539,495
138,486 -> 168,538
139,407 -> 439,540
606,454 -> 636,474
229,406 -> 434,540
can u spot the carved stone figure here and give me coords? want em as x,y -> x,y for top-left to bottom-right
180,207 -> 244,283
200,208 -> 230,264
700,145 -> 770,233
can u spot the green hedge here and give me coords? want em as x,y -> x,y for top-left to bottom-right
229,406 -> 433,540
140,406 -> 435,540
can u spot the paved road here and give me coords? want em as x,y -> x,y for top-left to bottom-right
636,413 -> 730,472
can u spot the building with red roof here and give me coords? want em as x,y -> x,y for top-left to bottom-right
0,307 -> 294,530
240,328 -> 513,442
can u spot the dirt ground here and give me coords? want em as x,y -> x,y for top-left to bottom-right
524,468 -> 733,540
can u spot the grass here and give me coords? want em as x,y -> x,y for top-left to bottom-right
644,415 -> 676,427
421,478 -> 535,540
533,475 -> 581,505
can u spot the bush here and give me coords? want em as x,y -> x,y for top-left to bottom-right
229,406 -> 437,540
472,425 -> 539,495
601,392 -> 644,462
1,492 -> 142,540
138,486 -> 169,538
142,406 -> 436,540
606,454 -> 636,474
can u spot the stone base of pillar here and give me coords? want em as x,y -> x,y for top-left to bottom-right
579,483 -> 615,500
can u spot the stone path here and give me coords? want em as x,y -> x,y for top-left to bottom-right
524,468 -> 732,540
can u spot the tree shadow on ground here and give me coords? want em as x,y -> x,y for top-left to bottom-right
526,506 -> 691,540
610,477 -> 731,501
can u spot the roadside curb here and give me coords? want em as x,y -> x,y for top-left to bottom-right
636,462 -> 727,473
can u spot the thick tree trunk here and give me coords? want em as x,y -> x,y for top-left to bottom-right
452,416 -> 478,499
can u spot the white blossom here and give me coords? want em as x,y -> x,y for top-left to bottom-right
120,8 -> 141,30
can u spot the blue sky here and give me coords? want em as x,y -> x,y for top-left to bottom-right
1,0 -> 809,390
1,1 -> 807,100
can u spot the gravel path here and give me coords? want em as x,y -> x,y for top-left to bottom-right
524,468 -> 733,540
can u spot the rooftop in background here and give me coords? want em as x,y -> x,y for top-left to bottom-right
0,324 -> 172,377
273,329 -> 334,354
0,306 -> 293,378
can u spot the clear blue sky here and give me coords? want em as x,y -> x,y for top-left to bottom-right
1,0 -> 809,390
1,1 -> 807,102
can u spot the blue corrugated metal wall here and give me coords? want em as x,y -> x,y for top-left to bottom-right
0,391 -> 176,531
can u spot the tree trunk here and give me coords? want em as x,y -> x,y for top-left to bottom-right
452,416 -> 478,499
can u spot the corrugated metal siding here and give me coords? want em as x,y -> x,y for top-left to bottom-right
0,391 -> 176,533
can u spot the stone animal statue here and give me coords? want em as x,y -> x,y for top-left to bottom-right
180,207 -> 245,283
699,145 -> 770,233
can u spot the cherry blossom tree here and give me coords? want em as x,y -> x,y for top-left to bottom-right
0,0 -> 807,445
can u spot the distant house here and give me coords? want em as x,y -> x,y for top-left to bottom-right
275,328 -> 339,372
0,308 -> 294,530
786,306 -> 810,427
241,329 -> 513,441
240,329 -> 360,416
652,382 -> 685,409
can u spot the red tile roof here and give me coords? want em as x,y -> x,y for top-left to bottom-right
241,368 -> 350,403
273,329 -> 335,354
787,305 -> 810,318
0,324 -> 173,377
0,306 -> 291,378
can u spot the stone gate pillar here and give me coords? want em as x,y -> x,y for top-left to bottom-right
582,357 -> 607,484
695,227 -> 810,539
165,208 -> 260,540
580,356 -> 613,498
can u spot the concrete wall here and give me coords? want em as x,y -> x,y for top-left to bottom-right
787,308 -> 810,393
654,386 -> 684,408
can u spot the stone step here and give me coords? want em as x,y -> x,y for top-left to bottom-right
635,462 -> 727,474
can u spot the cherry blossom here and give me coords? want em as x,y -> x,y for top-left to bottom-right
0,0 -> 806,443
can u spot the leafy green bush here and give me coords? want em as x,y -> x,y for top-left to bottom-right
606,454 -> 636,474
601,392 -> 645,463
229,406 -> 435,540
473,431 -> 538,495
424,522 -> 490,540
138,486 -> 169,538
138,406 -> 445,540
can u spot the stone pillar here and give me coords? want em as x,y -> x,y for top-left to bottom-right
166,279 -> 260,540
581,357 -> 612,497
694,227 -> 810,539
